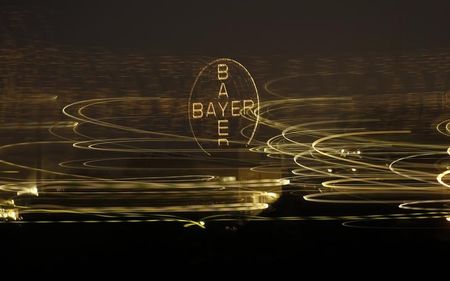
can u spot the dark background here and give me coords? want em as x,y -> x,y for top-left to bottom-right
3,0 -> 450,54
53,0 -> 450,54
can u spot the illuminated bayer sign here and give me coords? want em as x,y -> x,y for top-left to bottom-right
188,58 -> 259,155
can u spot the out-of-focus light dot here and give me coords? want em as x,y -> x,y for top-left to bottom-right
280,179 -> 290,185
266,192 -> 279,199
351,168 -> 357,172
327,168 -> 333,173
220,176 -> 236,182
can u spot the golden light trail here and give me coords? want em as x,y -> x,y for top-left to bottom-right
1,48 -> 450,232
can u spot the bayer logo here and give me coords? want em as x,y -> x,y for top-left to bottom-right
188,58 -> 260,156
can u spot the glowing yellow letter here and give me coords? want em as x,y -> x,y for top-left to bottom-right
218,101 -> 228,117
217,64 -> 228,80
243,99 -> 255,114
218,82 -> 229,98
206,102 -> 217,117
231,100 -> 241,117
218,119 -> 229,136
218,138 -> 229,146
192,102 -> 203,119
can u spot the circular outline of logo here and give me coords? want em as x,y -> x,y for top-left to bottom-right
188,58 -> 260,156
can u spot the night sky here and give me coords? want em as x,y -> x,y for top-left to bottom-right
3,0 -> 450,54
